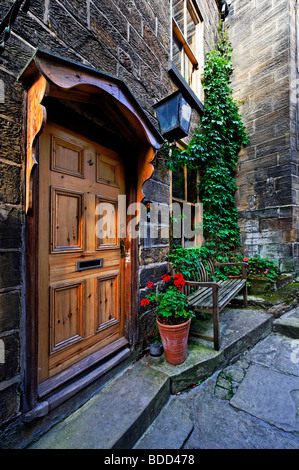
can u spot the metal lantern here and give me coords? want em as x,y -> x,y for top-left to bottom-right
153,90 -> 193,142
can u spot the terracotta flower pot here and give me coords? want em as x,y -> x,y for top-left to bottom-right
156,317 -> 191,365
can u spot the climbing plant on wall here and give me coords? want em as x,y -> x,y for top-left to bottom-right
168,25 -> 249,254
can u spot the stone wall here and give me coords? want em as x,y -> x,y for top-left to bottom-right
227,0 -> 299,272
0,0 -> 220,431
0,39 -> 26,429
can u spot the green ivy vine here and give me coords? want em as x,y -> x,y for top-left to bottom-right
168,26 -> 249,253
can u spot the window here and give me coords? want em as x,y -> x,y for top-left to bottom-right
171,0 -> 204,100
170,147 -> 202,248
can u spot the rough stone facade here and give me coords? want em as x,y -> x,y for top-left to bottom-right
1,0 -> 298,446
228,0 -> 299,272
0,0 -> 220,442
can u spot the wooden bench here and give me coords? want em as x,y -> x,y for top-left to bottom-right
169,259 -> 248,351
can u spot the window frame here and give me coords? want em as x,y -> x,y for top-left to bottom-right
171,0 -> 204,99
170,144 -> 202,249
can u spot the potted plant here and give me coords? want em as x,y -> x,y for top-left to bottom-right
244,255 -> 280,294
140,273 -> 195,365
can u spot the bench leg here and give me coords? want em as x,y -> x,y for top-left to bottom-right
213,309 -> 220,351
243,284 -> 248,308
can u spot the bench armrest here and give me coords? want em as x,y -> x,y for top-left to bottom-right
185,280 -> 220,289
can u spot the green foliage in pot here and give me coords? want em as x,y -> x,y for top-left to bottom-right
140,274 -> 195,325
245,255 -> 280,280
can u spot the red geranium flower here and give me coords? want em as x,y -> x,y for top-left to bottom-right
141,298 -> 150,307
161,274 -> 171,282
147,281 -> 154,288
174,278 -> 185,289
173,273 -> 186,290
173,273 -> 184,279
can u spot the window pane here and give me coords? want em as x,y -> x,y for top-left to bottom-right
173,36 -> 182,72
183,53 -> 194,86
172,166 -> 185,200
186,2 -> 197,56
173,0 -> 184,32
183,203 -> 196,246
187,167 -> 198,203
171,200 -> 183,247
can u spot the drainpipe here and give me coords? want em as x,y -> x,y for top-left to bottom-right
295,0 -> 299,151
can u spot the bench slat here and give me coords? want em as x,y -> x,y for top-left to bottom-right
189,279 -> 245,309
188,279 -> 233,306
200,280 -> 245,309
218,281 -> 246,308
197,281 -> 240,307
188,287 -> 213,305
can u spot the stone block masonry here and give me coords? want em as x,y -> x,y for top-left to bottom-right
0,46 -> 26,429
0,0 -> 177,429
1,0 -> 296,446
0,0 -> 221,436
228,0 -> 299,272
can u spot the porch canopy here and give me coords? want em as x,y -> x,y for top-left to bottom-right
18,48 -> 164,212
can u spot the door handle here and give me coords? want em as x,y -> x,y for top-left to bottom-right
120,239 -> 125,258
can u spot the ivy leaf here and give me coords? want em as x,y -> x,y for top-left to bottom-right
169,24 -> 249,253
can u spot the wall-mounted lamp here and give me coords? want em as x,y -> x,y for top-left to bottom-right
153,90 -> 193,142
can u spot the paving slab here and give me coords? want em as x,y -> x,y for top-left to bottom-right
245,333 -> 299,377
230,363 -> 299,433
139,325 -> 299,450
29,363 -> 170,449
184,375 -> 299,449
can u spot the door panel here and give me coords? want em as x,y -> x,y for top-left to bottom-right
50,281 -> 85,353
38,123 -> 126,384
95,274 -> 120,332
51,135 -> 84,178
51,187 -> 84,252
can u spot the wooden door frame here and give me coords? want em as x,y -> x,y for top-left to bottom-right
24,134 -> 139,412
20,51 -> 163,413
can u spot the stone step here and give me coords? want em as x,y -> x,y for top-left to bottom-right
29,307 -> 273,449
144,308 -> 273,394
133,395 -> 194,449
273,308 -> 299,339
30,362 -> 170,449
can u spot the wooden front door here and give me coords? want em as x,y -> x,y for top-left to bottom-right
38,123 -> 126,386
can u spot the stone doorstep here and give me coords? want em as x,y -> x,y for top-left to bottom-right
29,308 -> 273,449
30,363 -> 171,449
